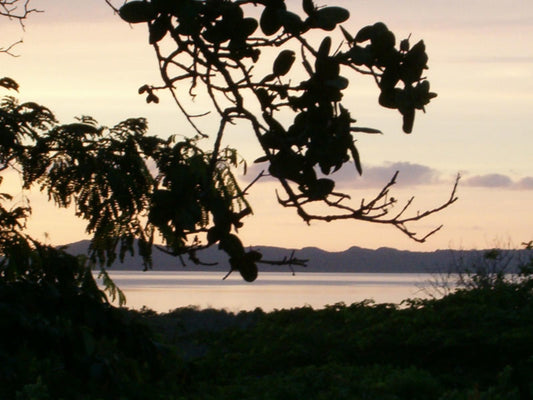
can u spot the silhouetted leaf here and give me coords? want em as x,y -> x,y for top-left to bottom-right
317,36 -> 332,58
372,26 -> 395,53
254,155 -> 269,163
348,45 -> 373,66
313,6 -> 349,31
400,37 -> 410,52
355,24 -> 374,43
281,11 -> 305,34
255,88 -> 273,110
400,40 -> 428,84
378,89 -> 398,109
302,0 -> 315,16
380,67 -> 400,90
340,25 -> 354,43
273,50 -> 296,76
146,92 -> 159,103
261,131 -> 283,149
242,17 -> 259,37
0,77 -> 19,91
307,178 -> 335,200
138,84 -> 150,94
349,142 -> 363,175
203,22 -> 231,44
412,80 -> 437,110
402,108 -> 415,134
352,127 -> 382,134
119,1 -> 157,23
326,76 -> 348,90
149,15 -> 170,44
260,5 -> 284,36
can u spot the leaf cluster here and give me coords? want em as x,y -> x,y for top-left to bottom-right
0,77 -> 257,278
107,0 -> 455,278
1,0 -> 451,284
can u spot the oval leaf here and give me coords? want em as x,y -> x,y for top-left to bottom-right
242,17 -> 259,37
402,108 -> 415,134
119,1 -> 157,23
318,36 -> 332,58
281,11 -> 305,35
273,50 -> 296,76
260,6 -> 283,36
314,6 -> 349,30
318,6 -> 350,23
355,25 -> 374,43
149,15 -> 170,44
302,0 -> 315,16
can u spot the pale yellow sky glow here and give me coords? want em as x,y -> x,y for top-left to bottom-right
2,0 -> 532,252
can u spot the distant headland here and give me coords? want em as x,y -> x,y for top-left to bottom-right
63,240 -> 527,274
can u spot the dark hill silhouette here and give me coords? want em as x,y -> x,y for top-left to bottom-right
63,240 -> 527,274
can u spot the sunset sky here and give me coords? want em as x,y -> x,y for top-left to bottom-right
2,0 -> 532,252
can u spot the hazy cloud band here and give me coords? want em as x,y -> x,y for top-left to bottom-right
242,162 -> 533,190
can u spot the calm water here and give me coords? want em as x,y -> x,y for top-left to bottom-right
97,271 -> 438,313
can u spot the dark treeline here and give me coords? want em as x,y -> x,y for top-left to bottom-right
2,248 -> 533,399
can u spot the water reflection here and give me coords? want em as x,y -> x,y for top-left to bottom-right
97,271 -> 435,313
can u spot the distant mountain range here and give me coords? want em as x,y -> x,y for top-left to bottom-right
63,240 -> 529,274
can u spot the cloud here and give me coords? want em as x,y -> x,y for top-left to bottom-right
240,161 -> 442,189
462,174 -> 533,190
349,162 -> 441,188
241,161 -> 533,192
463,174 -> 513,188
516,177 -> 533,190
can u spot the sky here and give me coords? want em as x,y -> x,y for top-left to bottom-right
2,0 -> 532,252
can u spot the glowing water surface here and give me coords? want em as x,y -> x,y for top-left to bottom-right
98,271 -> 440,313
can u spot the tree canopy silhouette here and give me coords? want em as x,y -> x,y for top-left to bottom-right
105,0 -> 458,279
0,0 -> 458,283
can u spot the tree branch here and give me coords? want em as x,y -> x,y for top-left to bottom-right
278,173 -> 460,243
101,0 -> 454,280
1,0 -> 41,56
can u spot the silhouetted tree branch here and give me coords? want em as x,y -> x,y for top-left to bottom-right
0,0 -> 41,56
96,0 -> 457,280
0,0 -> 38,22
0,1 -> 458,284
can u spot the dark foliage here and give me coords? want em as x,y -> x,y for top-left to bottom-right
1,246 -> 532,399
104,0 -> 458,279
2,1 -> 457,283
157,273 -> 533,399
0,276 -> 184,400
